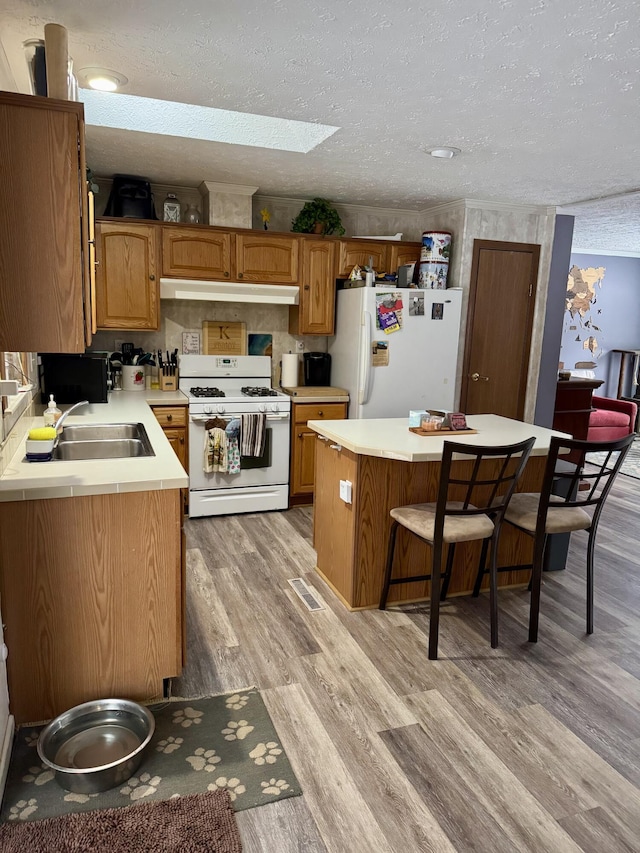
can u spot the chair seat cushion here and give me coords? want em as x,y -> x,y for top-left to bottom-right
390,502 -> 494,544
505,493 -> 591,534
590,409 -> 630,429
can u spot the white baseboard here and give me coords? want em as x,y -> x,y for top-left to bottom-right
0,714 -> 15,806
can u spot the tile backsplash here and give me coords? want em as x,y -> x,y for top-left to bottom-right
89,301 -> 326,386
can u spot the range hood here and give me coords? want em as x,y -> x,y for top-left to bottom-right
160,278 -> 299,305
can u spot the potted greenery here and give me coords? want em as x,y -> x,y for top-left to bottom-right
291,197 -> 345,236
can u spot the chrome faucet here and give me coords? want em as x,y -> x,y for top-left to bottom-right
55,400 -> 90,434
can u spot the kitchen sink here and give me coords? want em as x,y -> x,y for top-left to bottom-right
52,423 -> 155,461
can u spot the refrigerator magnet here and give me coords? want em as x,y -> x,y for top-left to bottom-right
408,293 -> 425,316
372,341 -> 389,367
376,292 -> 404,331
432,303 -> 444,320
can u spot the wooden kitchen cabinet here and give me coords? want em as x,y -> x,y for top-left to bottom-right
96,222 -> 159,330
151,405 -> 188,469
162,226 -> 232,280
289,401 -> 348,505
388,241 -> 421,271
337,240 -> 389,277
0,490 -> 182,725
235,234 -> 299,283
0,92 -> 92,352
289,239 -> 337,336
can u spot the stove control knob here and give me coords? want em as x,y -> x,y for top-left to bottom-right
203,405 -> 213,415
258,403 -> 266,413
217,405 -> 226,414
271,403 -> 280,413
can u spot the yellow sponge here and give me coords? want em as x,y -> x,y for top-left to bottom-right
28,427 -> 57,441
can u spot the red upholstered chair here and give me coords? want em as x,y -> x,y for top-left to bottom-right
587,396 -> 638,441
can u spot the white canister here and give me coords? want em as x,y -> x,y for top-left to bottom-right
122,365 -> 146,391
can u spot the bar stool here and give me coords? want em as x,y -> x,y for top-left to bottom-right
379,437 -> 536,660
496,433 -> 634,642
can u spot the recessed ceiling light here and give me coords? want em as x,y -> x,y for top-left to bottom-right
77,67 -> 128,92
428,147 -> 461,159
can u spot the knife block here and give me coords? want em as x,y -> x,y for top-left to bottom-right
161,372 -> 178,391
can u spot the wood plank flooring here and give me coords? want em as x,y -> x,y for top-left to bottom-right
175,473 -> 640,852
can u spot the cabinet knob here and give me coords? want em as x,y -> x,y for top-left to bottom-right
317,410 -> 323,416
150,274 -> 156,281
224,271 -> 230,277
167,414 -> 172,421
238,273 -> 244,279
179,436 -> 184,444
298,432 -> 303,438
304,285 -> 310,290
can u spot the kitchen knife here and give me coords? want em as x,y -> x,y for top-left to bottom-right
122,342 -> 134,365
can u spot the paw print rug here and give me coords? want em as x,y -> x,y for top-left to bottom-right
0,689 -> 301,824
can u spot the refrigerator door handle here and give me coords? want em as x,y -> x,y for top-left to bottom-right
360,310 -> 373,405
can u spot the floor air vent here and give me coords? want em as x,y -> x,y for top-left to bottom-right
288,577 -> 325,612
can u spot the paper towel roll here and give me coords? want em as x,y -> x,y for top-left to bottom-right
281,353 -> 299,388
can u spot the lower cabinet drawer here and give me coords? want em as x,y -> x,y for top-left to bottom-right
293,402 -> 347,424
151,405 -> 187,427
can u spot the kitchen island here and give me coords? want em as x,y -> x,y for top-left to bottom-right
307,415 -> 569,610
0,391 -> 189,724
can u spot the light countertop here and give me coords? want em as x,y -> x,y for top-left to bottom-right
141,390 -> 189,406
282,386 -> 350,403
0,390 -> 189,502
307,415 -> 571,463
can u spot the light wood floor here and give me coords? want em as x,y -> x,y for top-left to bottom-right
176,473 -> 640,852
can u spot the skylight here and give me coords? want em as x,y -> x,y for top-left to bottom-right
80,89 -> 339,153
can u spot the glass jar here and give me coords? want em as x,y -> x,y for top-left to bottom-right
184,204 -> 201,224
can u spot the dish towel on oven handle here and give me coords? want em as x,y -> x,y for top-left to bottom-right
203,426 -> 228,473
240,413 -> 266,457
225,418 -> 241,475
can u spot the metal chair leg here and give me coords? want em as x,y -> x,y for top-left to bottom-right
428,542 -> 443,660
379,521 -> 399,610
439,543 -> 456,601
586,528 -> 596,634
472,538 -> 490,597
528,533 -> 547,643
488,536 -> 499,648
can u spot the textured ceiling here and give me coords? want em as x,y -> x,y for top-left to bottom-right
1,0 -> 639,252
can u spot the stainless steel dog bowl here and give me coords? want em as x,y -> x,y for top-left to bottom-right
37,699 -> 155,794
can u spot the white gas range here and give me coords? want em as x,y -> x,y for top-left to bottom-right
179,355 -> 291,518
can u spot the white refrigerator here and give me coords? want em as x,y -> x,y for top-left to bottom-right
328,286 -> 463,419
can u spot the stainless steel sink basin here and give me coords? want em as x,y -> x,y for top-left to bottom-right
52,423 -> 155,461
58,423 -> 147,442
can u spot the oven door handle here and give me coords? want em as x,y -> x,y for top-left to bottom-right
190,414 -> 289,423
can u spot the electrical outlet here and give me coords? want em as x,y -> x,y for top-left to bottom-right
115,339 -> 124,352
295,340 -> 305,352
339,480 -> 352,504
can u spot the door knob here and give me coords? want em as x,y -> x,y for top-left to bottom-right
471,372 -> 490,382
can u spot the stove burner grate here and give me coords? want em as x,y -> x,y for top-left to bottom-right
241,386 -> 278,397
190,386 -> 226,398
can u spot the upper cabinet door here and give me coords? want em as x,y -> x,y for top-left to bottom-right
0,93 -> 86,353
297,240 -> 337,335
235,235 -> 299,283
96,223 -> 159,330
337,241 -> 389,277
388,242 -> 421,272
162,227 -> 232,280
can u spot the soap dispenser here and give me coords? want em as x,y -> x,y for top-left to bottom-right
43,393 -> 61,427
